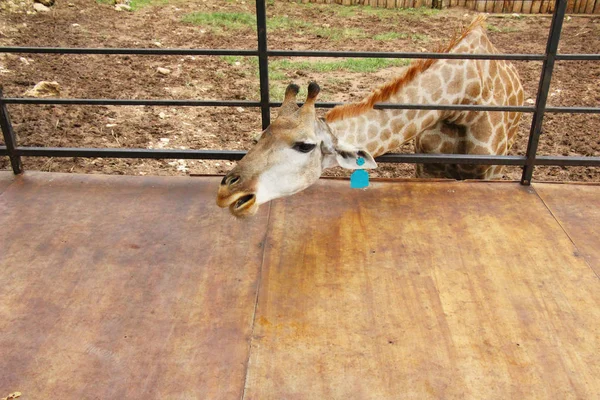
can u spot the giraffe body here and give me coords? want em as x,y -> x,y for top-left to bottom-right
326,17 -> 524,180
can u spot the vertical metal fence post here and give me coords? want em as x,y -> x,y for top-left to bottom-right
521,0 -> 567,185
0,87 -> 23,174
256,0 -> 270,130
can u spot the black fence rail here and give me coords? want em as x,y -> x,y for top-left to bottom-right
1,0 -> 599,185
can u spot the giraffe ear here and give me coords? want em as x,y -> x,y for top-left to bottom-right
252,127 -> 271,144
315,118 -> 377,170
333,144 -> 377,170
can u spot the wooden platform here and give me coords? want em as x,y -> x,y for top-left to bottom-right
0,171 -> 599,399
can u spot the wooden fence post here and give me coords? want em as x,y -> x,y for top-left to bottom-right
276,0 -> 600,13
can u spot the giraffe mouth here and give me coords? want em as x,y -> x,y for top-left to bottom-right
228,193 -> 258,218
216,188 -> 259,218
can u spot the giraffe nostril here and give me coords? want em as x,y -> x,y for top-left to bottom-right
221,175 -> 240,186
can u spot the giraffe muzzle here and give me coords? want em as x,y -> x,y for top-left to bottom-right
216,182 -> 259,217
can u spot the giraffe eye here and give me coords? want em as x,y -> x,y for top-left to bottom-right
292,142 -> 317,153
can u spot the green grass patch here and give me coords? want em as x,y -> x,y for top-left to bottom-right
312,26 -> 367,40
411,33 -> 429,42
269,70 -> 288,81
397,7 -> 441,17
331,5 -> 440,19
499,26 -> 520,33
96,0 -> 174,11
266,16 -> 313,31
373,31 -> 429,42
129,0 -> 171,10
221,56 -> 409,101
181,13 -> 313,32
181,13 -> 314,34
270,58 -> 409,74
182,12 -> 256,30
221,55 -> 258,66
220,56 -> 409,90
182,12 -> 365,40
373,32 -> 408,41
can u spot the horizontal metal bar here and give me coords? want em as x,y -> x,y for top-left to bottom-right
0,47 -> 548,61
275,102 -> 536,112
3,47 -> 595,62
3,98 -> 261,107
16,147 -> 247,160
16,147 -> 526,165
0,47 -> 258,56
14,147 -> 600,167
1,99 -> 536,112
555,54 -> 600,61
1,47 -> 596,62
535,156 -> 600,166
0,146 -> 7,156
544,106 -> 600,114
6,98 -> 598,114
375,154 -> 526,165
12,147 -> 524,165
269,50 -> 546,61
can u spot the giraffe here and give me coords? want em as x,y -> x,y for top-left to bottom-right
217,15 -> 524,218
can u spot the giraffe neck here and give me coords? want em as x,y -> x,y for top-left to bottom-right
325,65 -> 449,157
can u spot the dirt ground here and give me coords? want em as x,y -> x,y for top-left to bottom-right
0,0 -> 599,181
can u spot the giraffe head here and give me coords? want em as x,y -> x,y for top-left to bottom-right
217,82 -> 377,218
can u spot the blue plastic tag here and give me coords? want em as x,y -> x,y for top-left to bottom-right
350,157 -> 369,189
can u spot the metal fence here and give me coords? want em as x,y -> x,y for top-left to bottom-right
1,0 -> 599,185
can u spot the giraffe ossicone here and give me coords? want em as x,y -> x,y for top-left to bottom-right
217,15 -> 523,218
